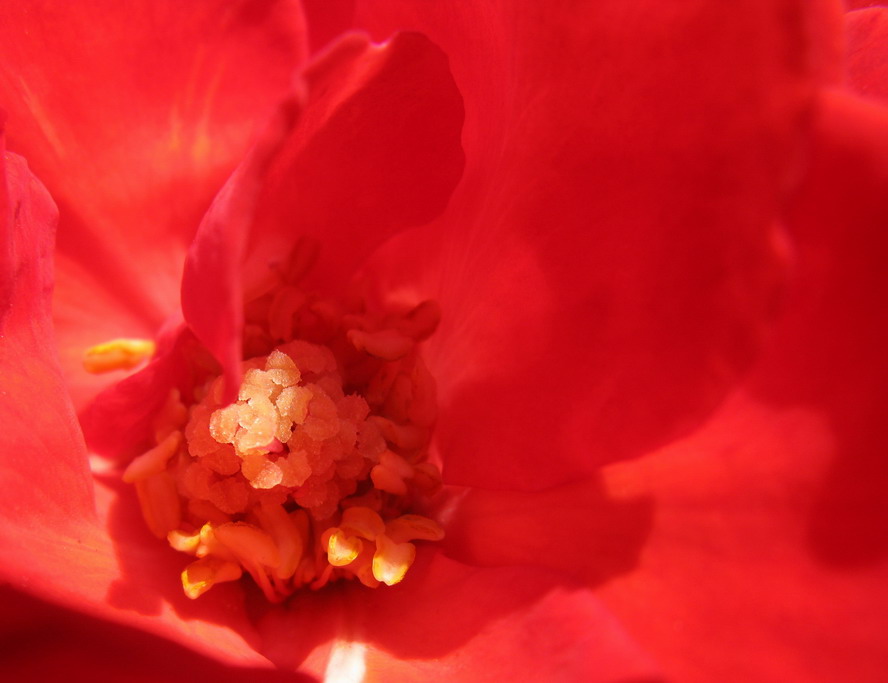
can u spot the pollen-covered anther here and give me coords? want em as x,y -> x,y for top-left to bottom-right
130,284 -> 444,601
82,338 -> 156,374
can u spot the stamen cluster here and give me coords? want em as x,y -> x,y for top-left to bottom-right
124,266 -> 444,602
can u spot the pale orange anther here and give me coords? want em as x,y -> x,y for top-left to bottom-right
134,472 -> 181,539
370,417 -> 428,450
167,529 -> 201,554
326,528 -> 362,567
340,506 -> 385,541
370,463 -> 408,496
347,328 -> 414,361
385,515 -> 446,543
123,430 -> 182,483
214,522 -> 281,569
372,534 -> 416,586
181,557 -> 243,599
255,501 -> 305,580
83,338 -> 156,374
380,450 -> 414,479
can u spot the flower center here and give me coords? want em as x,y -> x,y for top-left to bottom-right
118,258 -> 444,602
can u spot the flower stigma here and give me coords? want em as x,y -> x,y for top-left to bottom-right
119,243 -> 445,602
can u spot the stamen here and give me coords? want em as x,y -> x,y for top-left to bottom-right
127,273 -> 444,601
83,338 -> 156,373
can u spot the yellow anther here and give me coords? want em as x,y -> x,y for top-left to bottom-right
181,557 -> 243,599
167,529 -> 201,554
347,328 -> 414,361
82,338 -> 155,374
123,430 -> 182,483
326,529 -> 362,567
385,515 -> 446,544
340,506 -> 385,541
372,534 -> 416,586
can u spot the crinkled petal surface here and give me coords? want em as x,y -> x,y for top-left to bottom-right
354,0 -> 838,490
182,30 -> 464,394
596,90 -> 888,682
0,0 -> 307,409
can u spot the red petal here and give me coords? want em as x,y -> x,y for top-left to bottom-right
182,31 -> 464,397
442,478 -> 653,590
256,553 -> 660,681
0,144 -> 271,669
358,2 -> 837,489
597,91 -> 888,682
0,138 -> 95,530
846,7 -> 888,102
0,1 -> 308,407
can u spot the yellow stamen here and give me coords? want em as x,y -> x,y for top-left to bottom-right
326,529 -> 363,567
123,430 -> 182,483
182,557 -> 243,599
372,534 -> 416,586
82,338 -> 155,373
128,277 -> 445,601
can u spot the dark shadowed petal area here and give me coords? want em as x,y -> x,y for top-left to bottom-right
182,30 -> 464,396
256,553 -> 662,681
596,90 -> 888,682
0,586 -> 314,683
354,0 -> 837,490
846,7 -> 888,101
0,0 -> 307,409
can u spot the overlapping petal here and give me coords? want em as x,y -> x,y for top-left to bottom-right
594,90 -> 888,683
356,0 -> 837,490
182,29 -> 464,398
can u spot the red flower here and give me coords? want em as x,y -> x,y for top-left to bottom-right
2,1 -> 887,680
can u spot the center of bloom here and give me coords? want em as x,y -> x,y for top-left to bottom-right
119,259 -> 444,602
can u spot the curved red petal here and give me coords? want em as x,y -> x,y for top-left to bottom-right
355,1 -> 837,490
183,31 -> 464,397
597,91 -> 888,682
0,142 -> 95,530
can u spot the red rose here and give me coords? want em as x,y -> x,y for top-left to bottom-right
2,1 -> 886,680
